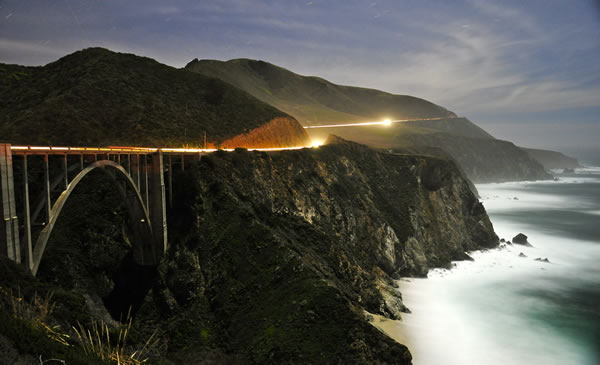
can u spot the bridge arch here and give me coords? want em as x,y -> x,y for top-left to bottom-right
31,160 -> 156,276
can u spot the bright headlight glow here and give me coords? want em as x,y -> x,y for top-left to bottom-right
383,119 -> 392,126
311,140 -> 323,148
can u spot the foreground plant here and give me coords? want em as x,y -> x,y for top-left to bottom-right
72,315 -> 157,365
7,287 -> 70,347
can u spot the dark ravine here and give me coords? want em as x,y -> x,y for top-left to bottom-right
0,137 -> 497,364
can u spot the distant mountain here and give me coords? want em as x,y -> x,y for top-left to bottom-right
185,58 -> 456,126
521,148 -> 580,170
0,48 -> 309,148
185,58 -> 551,183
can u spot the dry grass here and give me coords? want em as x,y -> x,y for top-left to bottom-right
220,117 -> 310,148
6,287 -> 70,347
72,313 -> 158,365
1,286 -> 159,364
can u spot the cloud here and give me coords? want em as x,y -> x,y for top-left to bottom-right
0,38 -> 72,64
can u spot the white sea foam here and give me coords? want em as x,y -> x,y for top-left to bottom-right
381,172 -> 600,365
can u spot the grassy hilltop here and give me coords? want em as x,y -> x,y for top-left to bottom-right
0,48 -> 308,148
186,58 -> 457,126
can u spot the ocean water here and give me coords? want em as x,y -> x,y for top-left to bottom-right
377,167 -> 600,365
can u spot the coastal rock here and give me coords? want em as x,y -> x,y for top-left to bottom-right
512,233 -> 530,245
456,252 -> 475,261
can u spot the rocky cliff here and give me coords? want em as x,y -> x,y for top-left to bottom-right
0,137 -> 498,364
143,136 -> 498,363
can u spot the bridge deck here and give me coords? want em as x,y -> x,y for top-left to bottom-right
9,145 -> 310,155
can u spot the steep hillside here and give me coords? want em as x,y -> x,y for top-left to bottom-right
0,48 -> 310,148
307,123 -> 551,183
185,58 -> 456,125
522,147 -> 580,170
185,57 -> 553,183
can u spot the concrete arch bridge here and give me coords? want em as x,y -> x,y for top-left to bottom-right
0,143 -> 203,276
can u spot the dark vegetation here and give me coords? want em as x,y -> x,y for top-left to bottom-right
0,48 -> 299,147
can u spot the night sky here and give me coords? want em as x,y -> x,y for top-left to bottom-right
1,0 -> 598,153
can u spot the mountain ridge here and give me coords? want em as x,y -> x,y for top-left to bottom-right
185,57 -> 558,182
186,58 -> 456,126
0,48 -> 310,148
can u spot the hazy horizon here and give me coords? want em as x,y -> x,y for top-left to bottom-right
1,0 -> 598,155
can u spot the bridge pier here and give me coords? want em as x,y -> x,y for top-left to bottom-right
0,143 -> 21,263
150,152 -> 167,260
22,155 -> 33,271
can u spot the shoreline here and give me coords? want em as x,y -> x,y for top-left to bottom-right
371,171 -> 600,364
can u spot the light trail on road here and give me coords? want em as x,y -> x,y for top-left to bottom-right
10,145 -> 317,154
9,116 -> 457,154
302,116 -> 454,129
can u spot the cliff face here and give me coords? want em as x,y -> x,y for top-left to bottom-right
149,137 -> 497,363
398,133 -> 553,183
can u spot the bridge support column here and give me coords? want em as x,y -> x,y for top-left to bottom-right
43,155 -> 51,223
0,144 -> 21,263
149,152 -> 167,262
22,156 -> 33,271
131,155 -> 140,194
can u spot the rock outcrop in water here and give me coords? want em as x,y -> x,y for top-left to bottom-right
512,233 -> 530,245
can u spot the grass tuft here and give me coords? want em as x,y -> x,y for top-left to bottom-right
72,313 -> 158,365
